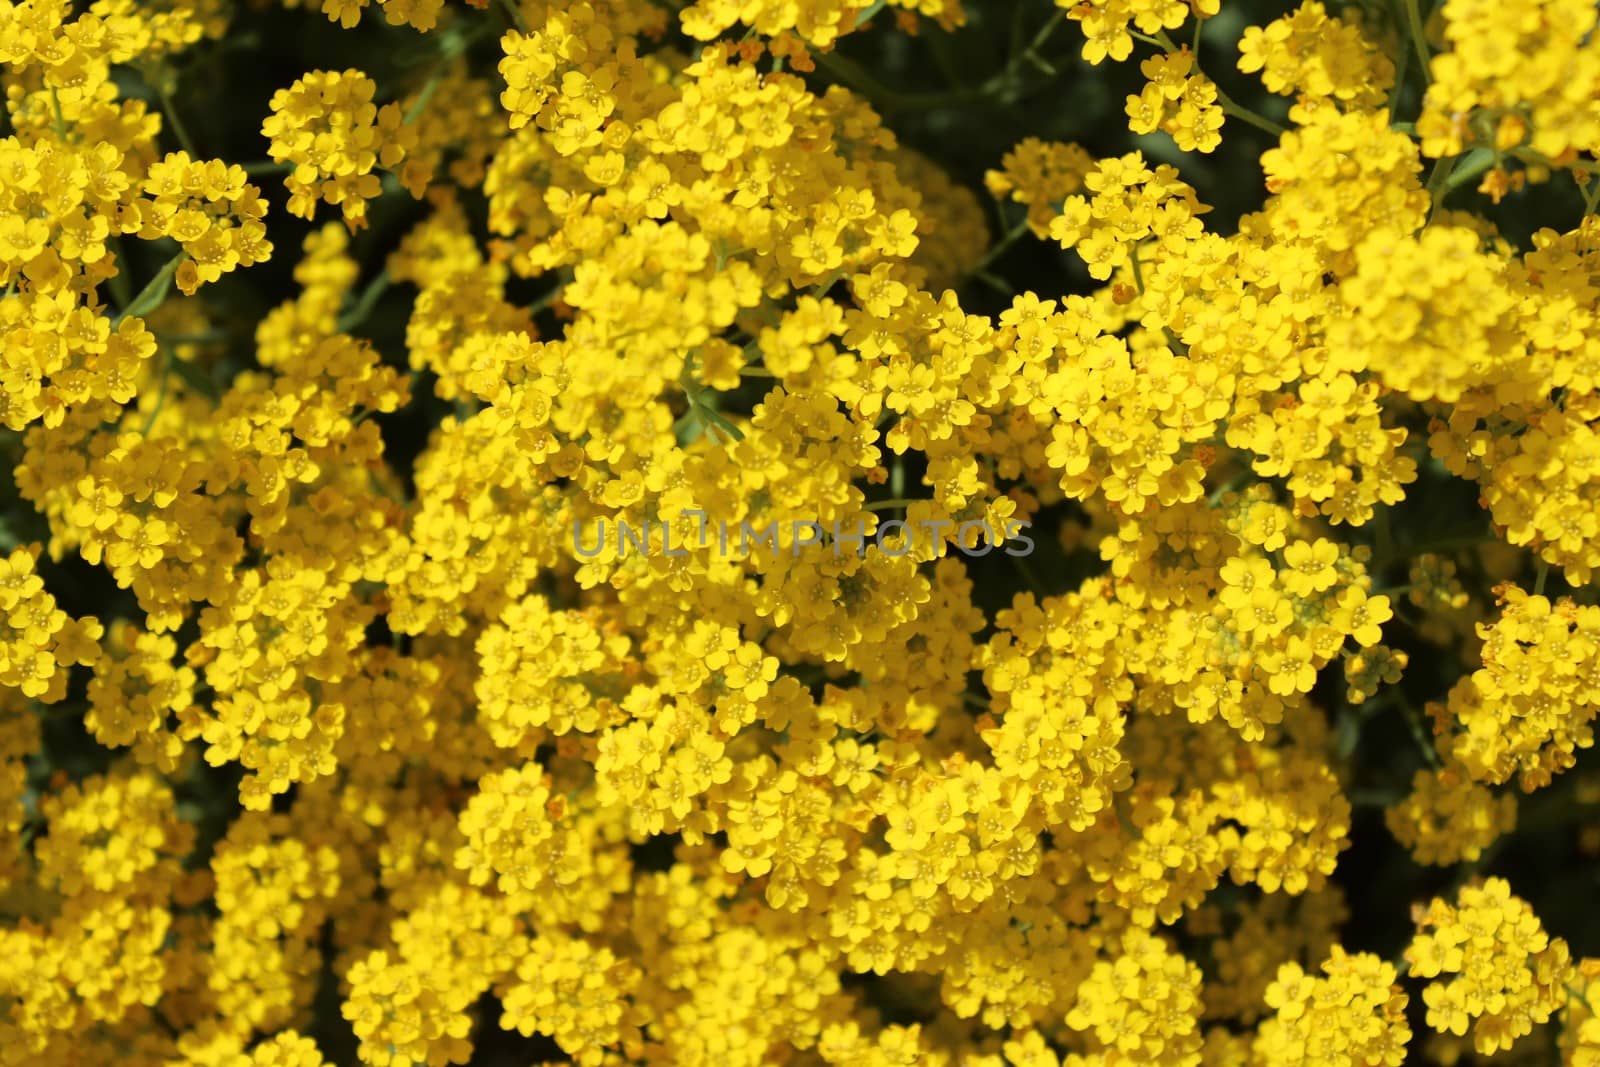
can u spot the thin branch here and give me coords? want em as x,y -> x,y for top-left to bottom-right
1399,0 -> 1433,83
338,269 -> 392,332
156,82 -> 200,158
112,252 -> 186,326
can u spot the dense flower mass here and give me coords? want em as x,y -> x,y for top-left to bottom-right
3,0 -> 1600,1063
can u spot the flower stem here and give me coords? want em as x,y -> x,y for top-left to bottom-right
156,82 -> 200,158
498,0 -> 529,33
1214,85 -> 1286,138
113,252 -> 186,326
1148,29 -> 1285,138
965,220 -> 1031,283
338,269 -> 392,332
1399,0 -> 1432,83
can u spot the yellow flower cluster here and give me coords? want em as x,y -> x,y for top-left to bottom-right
1126,50 -> 1224,154
679,0 -> 963,46
261,69 -> 417,228
983,137 -> 1094,237
2,0 -> 1600,1063
1255,947 -> 1411,1066
1238,1 -> 1394,108
0,547 -> 101,700
1439,585 -> 1600,790
1562,959 -> 1600,1066
1407,878 -> 1574,1056
1417,0 -> 1600,162
1061,0 -> 1220,66
299,0 -> 444,32
1386,765 -> 1518,866
131,152 -> 273,296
